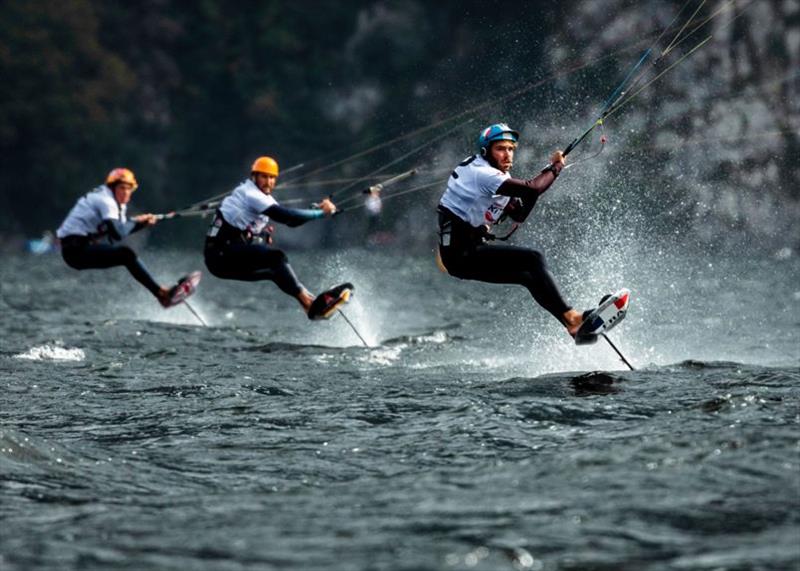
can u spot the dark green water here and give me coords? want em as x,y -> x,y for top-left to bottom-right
1,248 -> 798,570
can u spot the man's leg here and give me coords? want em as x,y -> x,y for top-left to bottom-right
63,243 -> 163,297
205,244 -> 313,310
444,243 -> 578,328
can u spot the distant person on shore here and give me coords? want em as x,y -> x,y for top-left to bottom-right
436,123 -> 589,337
204,156 -> 352,320
57,168 -> 198,308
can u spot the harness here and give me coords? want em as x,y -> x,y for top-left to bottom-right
437,206 -> 490,249
437,202 -> 526,248
59,235 -> 92,249
205,210 -> 273,248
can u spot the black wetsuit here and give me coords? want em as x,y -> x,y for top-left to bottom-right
437,166 -> 571,322
204,205 -> 322,296
60,221 -> 161,296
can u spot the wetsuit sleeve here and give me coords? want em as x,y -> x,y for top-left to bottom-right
496,163 -> 564,198
99,219 -> 138,241
129,220 -> 148,234
264,204 -> 325,227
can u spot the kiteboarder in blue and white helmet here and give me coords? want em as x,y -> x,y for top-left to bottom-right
436,122 -> 592,338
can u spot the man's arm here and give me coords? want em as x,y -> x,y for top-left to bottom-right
496,165 -> 563,198
264,204 -> 325,227
496,150 -> 565,198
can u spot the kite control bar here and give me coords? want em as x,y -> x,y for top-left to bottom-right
361,168 -> 417,194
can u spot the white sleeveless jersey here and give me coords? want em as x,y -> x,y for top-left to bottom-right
56,186 -> 126,239
218,179 -> 278,234
439,155 -> 510,227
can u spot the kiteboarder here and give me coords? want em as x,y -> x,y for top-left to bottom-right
204,156 -> 352,319
437,123 -> 588,337
57,168 -> 198,308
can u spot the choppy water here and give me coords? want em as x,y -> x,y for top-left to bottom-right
1,245 -> 798,571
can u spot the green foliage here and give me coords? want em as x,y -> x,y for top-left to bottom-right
0,0 -> 135,232
0,0 -> 795,249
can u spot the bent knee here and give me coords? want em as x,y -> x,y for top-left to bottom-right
118,246 -> 138,264
525,249 -> 547,269
265,248 -> 288,265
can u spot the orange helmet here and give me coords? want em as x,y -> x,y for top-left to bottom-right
105,168 -> 138,189
251,156 -> 279,177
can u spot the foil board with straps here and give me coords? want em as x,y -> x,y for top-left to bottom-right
163,271 -> 202,308
575,288 -> 630,346
307,282 -> 353,320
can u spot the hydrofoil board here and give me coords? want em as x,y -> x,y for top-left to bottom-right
163,271 -> 201,308
308,282 -> 353,320
575,288 -> 630,345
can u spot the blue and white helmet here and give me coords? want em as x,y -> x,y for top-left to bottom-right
477,123 -> 520,153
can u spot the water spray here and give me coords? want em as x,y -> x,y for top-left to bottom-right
338,309 -> 369,348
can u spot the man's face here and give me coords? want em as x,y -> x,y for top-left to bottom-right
113,182 -> 136,204
488,140 -> 516,173
254,172 -> 277,193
